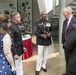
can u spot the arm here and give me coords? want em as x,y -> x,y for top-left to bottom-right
34,21 -> 41,37
62,21 -> 65,44
64,29 -> 76,50
12,42 -> 19,60
3,34 -> 16,72
10,25 -> 19,59
62,28 -> 65,48
62,31 -> 64,44
10,25 -> 18,55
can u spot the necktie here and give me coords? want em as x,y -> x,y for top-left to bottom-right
64,19 -> 68,40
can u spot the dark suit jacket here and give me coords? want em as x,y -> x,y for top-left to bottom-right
62,16 -> 76,62
10,22 -> 24,56
64,24 -> 76,73
34,19 -> 53,46
62,16 -> 76,44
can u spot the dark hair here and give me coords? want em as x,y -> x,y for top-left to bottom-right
0,14 -> 10,35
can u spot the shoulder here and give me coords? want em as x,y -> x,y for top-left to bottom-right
3,34 -> 10,41
46,19 -> 51,22
10,22 -> 15,27
4,34 -> 10,38
10,23 -> 18,31
72,16 -> 76,19
71,16 -> 76,22
46,19 -> 52,23
10,23 -> 15,29
36,19 -> 41,23
71,16 -> 76,29
36,20 -> 41,25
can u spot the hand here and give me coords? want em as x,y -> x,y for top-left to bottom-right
14,54 -> 19,60
46,32 -> 51,37
23,47 -> 27,52
62,44 -> 63,48
41,34 -> 47,39
62,44 -> 64,48
11,66 -> 16,72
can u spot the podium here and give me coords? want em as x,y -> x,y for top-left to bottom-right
22,34 -> 32,60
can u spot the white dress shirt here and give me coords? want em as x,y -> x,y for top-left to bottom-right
67,15 -> 73,28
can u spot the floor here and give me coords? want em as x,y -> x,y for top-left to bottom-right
22,43 -> 66,75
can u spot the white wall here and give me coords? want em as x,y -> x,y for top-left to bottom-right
37,0 -> 46,13
44,0 -> 59,13
44,0 -> 53,13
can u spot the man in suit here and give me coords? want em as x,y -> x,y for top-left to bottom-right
62,6 -> 76,75
64,24 -> 76,75
10,12 -> 24,75
34,11 -> 53,75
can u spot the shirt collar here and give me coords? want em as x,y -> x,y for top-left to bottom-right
68,15 -> 73,21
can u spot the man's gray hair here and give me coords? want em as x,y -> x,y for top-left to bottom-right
10,11 -> 19,19
63,6 -> 72,14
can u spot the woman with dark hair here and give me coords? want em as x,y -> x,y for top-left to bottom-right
0,14 -> 16,75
